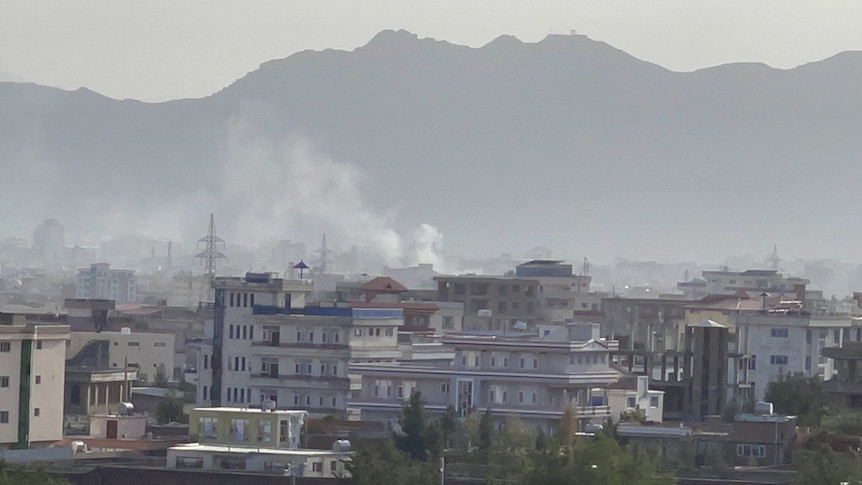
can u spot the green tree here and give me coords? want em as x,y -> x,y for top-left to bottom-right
438,404 -> 458,450
348,439 -> 419,485
477,408 -> 493,462
764,372 -> 826,426
521,433 -> 673,485
555,406 -> 579,447
0,461 -> 70,485
820,411 -> 862,436
156,391 -> 187,424
395,391 -> 438,461
154,363 -> 169,388
794,441 -> 862,485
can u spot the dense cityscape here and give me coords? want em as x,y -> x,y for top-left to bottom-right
0,213 -> 860,484
4,5 -> 862,483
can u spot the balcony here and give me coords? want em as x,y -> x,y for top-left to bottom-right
251,341 -> 349,351
251,373 -> 350,386
575,405 -> 612,418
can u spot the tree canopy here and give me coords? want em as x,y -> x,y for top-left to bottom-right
764,372 -> 825,427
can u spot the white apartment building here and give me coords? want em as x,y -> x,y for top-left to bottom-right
194,272 -> 403,418
677,269 -> 809,301
0,313 -> 69,449
349,323 -> 621,433
733,312 -> 851,400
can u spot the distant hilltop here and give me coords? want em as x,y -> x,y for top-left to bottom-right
1,30 -> 861,262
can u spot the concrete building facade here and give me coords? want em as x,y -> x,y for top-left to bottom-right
0,313 -> 69,449
76,263 -> 137,303
349,323 -> 621,433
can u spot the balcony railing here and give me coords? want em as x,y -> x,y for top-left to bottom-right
250,341 -> 349,350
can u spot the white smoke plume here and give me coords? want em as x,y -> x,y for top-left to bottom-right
215,112 -> 408,267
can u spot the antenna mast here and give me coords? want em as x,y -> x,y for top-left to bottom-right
195,213 -> 228,275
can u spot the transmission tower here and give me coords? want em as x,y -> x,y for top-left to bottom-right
313,234 -> 333,274
766,244 -> 781,270
195,213 -> 227,275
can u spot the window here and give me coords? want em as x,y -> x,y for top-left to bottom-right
385,328 -> 394,337
258,420 -> 271,442
128,341 -> 140,347
749,355 -> 757,370
229,418 -> 249,441
334,332 -> 340,343
229,324 -> 234,339
35,341 -> 42,350
650,396 -> 660,408
312,462 -> 323,473
441,383 -> 449,393
332,396 -> 337,407
203,385 -> 208,400
309,331 -> 314,342
0,342 -> 10,352
805,356 -> 811,371
736,444 -> 766,457
34,408 -> 40,417
442,316 -> 454,329
154,342 -> 166,347
770,355 -> 788,365
203,354 -> 209,369
297,331 -> 303,342
35,375 -> 41,384
331,460 -> 338,472
242,325 -> 248,340
0,376 -> 8,388
770,328 -> 789,338
627,397 -> 636,408
0,411 -> 8,423
354,329 -> 363,337
176,457 -> 204,469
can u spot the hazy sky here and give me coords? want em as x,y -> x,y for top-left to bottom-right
3,1 -> 862,102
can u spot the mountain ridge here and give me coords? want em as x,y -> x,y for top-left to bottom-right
1,31 -> 861,263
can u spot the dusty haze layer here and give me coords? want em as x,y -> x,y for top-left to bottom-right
1,31 -> 860,264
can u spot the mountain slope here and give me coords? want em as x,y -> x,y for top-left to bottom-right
1,30 -> 861,262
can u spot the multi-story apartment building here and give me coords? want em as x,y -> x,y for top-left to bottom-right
76,263 -> 137,303
676,269 -> 808,301
349,323 -> 621,433
32,218 -> 65,270
435,260 -> 591,331
193,272 -> 403,418
0,312 -> 69,449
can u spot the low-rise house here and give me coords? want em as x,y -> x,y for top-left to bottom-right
607,375 -> 664,423
167,407 -> 352,477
